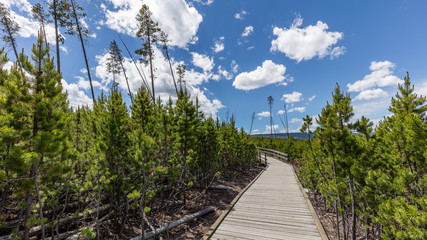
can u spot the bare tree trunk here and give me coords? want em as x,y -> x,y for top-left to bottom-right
35,159 -> 46,240
349,173 -> 356,240
120,60 -> 133,103
3,16 -> 20,68
53,0 -> 60,74
163,43 -> 178,96
147,27 -> 155,104
118,34 -> 152,99
70,0 -> 94,102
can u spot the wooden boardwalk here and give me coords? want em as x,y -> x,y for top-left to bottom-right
208,157 -> 326,240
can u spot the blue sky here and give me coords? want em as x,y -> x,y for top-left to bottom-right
2,0 -> 427,134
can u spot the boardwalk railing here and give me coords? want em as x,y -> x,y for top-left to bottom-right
258,147 -> 288,163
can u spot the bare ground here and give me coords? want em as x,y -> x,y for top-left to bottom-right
109,166 -> 264,240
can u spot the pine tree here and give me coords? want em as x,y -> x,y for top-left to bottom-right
135,4 -> 160,104
1,31 -> 69,240
102,84 -> 133,234
0,3 -> 20,66
31,3 -> 50,46
108,40 -> 133,102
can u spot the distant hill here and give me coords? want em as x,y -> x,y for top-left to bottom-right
250,132 -> 311,140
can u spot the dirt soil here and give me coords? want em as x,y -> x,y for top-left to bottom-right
307,192 -> 367,240
116,166 -> 264,240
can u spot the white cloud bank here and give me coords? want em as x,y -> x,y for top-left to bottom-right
191,52 -> 215,72
282,91 -> 303,103
102,0 -> 202,48
354,88 -> 388,101
94,46 -> 224,117
212,36 -> 224,53
1,0 -> 61,46
234,10 -> 247,20
288,107 -> 306,113
271,16 -> 345,62
347,61 -> 403,92
233,60 -> 287,90
242,26 -> 253,37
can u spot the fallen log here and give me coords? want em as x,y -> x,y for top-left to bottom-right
0,205 -> 109,240
208,185 -> 228,190
130,206 -> 215,240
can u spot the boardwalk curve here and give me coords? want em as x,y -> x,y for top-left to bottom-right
208,156 -> 327,240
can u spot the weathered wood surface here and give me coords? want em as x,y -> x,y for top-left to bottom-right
210,157 -> 325,240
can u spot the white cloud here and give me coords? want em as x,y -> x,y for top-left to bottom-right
191,52 -> 214,72
264,124 -> 279,134
247,46 -> 255,51
233,60 -> 287,90
61,79 -> 93,109
330,46 -> 346,59
242,26 -> 253,37
271,16 -> 344,62
234,10 -> 247,19
289,117 -> 301,123
309,95 -> 316,101
354,88 -> 388,101
347,61 -> 403,92
1,61 -> 14,71
415,80 -> 427,97
1,0 -> 60,46
288,107 -> 306,113
217,66 -> 233,80
353,98 -> 391,122
94,46 -> 223,117
192,0 -> 214,5
277,110 -> 285,115
252,129 -> 260,134
257,111 -> 271,118
230,60 -> 238,73
282,91 -> 303,103
212,36 -> 224,53
102,0 -> 202,48
75,76 -> 106,91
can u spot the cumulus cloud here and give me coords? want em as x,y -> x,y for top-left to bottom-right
231,60 -> 239,73
309,95 -> 316,101
354,88 -> 388,101
289,117 -> 301,123
264,124 -> 279,134
330,46 -> 346,59
257,111 -> 270,119
102,0 -> 202,48
191,52 -> 214,72
288,107 -> 306,113
192,0 -> 214,5
94,46 -> 223,117
61,79 -> 93,109
212,36 -> 224,53
242,26 -> 253,37
282,91 -> 303,103
233,60 -> 287,90
217,66 -> 233,80
271,16 -> 344,62
415,80 -> 427,97
347,61 -> 403,92
234,10 -> 247,19
277,110 -> 285,115
1,0 -> 61,46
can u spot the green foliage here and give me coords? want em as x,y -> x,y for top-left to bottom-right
292,75 -> 426,238
0,19 -> 259,239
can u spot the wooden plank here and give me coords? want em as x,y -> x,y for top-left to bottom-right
209,156 -> 328,240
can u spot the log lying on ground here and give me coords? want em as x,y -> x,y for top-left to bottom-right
208,185 -> 228,190
1,205 -> 109,240
131,206 -> 215,240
